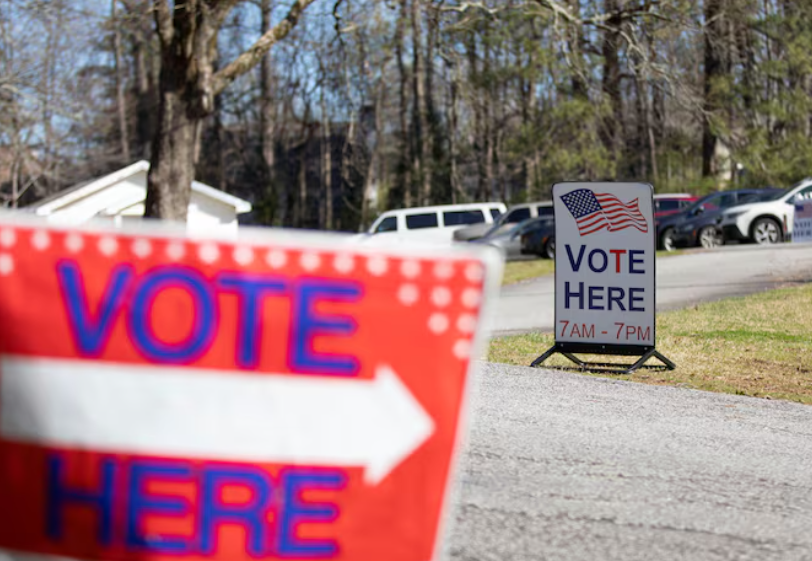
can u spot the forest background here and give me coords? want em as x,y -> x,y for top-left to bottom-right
2,0 -> 811,232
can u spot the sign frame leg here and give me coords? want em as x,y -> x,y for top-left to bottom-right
530,344 -> 676,375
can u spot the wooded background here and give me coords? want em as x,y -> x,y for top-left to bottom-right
2,0 -> 811,231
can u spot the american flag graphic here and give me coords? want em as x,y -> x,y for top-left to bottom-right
560,189 -> 648,236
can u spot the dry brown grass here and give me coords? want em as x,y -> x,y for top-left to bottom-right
488,283 -> 812,404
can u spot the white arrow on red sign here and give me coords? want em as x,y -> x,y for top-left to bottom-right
0,356 -> 435,485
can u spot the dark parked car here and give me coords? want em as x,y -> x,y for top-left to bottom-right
470,216 -> 552,260
658,188 -> 784,251
519,216 -> 556,259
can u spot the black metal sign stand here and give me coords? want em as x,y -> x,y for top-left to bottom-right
530,342 -> 676,375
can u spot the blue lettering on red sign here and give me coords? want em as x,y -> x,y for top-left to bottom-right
45,452 -> 347,558
127,460 -> 194,553
129,266 -> 218,363
56,260 -> 363,375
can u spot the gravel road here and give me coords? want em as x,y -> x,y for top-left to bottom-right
447,362 -> 812,561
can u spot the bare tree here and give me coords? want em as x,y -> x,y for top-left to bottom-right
145,0 -> 318,221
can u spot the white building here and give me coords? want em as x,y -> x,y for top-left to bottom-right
27,161 -> 251,236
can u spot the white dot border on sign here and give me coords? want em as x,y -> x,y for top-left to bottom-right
461,287 -> 482,309
198,243 -> 220,264
367,256 -> 388,276
431,286 -> 452,308
433,261 -> 454,280
465,262 -> 485,283
457,313 -> 476,334
0,253 -> 13,276
333,253 -> 355,274
31,230 -> 51,251
131,238 -> 152,259
0,228 -> 16,248
98,236 -> 119,257
400,259 -> 421,279
166,241 -> 186,261
453,339 -> 471,359
64,233 -> 84,253
266,249 -> 287,269
233,246 -> 254,266
428,312 -> 449,334
300,252 -> 321,272
398,284 -> 419,306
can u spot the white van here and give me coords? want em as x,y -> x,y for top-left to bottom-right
365,202 -> 507,244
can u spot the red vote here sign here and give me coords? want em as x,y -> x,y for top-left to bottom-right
0,217 -> 499,561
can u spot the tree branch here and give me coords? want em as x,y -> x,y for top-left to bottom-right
211,0 -> 318,95
209,0 -> 241,29
152,0 -> 173,44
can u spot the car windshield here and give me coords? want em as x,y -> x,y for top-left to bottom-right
755,189 -> 787,202
511,217 -> 553,237
684,193 -> 720,214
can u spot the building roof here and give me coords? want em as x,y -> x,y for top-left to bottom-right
28,161 -> 251,215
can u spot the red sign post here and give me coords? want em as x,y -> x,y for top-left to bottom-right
0,217 -> 499,561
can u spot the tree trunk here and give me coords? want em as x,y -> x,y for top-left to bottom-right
448,59 -> 461,204
112,0 -> 131,163
601,0 -> 623,166
133,31 -> 153,159
702,0 -> 726,179
567,0 -> 589,100
260,0 -> 277,224
145,88 -> 200,221
410,0 -> 431,205
466,34 -> 486,201
321,90 -> 333,230
395,0 -> 412,208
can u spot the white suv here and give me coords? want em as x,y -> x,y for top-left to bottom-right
718,178 -> 812,244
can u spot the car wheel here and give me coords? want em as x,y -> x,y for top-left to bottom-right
544,238 -> 555,260
751,217 -> 782,245
698,226 -> 724,249
660,228 -> 676,251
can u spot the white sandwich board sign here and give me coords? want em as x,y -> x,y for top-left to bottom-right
531,182 -> 674,373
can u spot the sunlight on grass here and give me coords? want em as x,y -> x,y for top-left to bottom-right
488,283 -> 812,404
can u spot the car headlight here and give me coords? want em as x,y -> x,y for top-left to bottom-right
723,211 -> 746,222
678,224 -> 692,233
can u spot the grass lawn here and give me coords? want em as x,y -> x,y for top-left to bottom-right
501,259 -> 555,285
488,283 -> 812,404
502,250 -> 684,285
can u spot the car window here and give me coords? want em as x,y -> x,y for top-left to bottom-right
490,208 -> 502,219
405,213 -> 439,230
373,216 -> 397,234
656,200 -> 682,212
444,210 -> 485,226
718,194 -> 737,208
756,191 -> 781,201
505,207 -> 531,224
793,186 -> 812,202
537,206 -> 554,217
696,194 -> 721,211
680,199 -> 694,209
